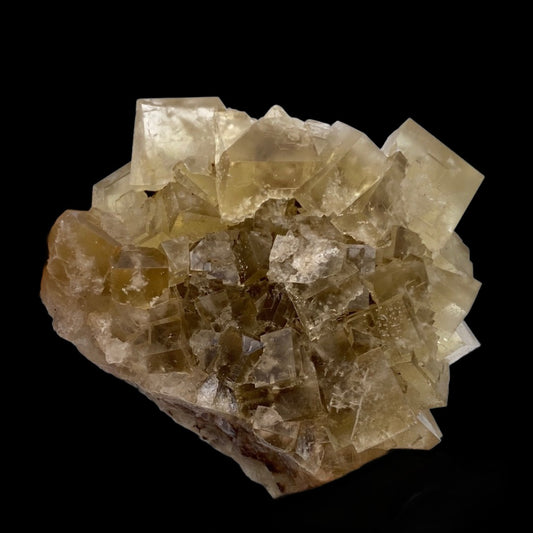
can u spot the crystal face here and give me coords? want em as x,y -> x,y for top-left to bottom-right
41,98 -> 483,497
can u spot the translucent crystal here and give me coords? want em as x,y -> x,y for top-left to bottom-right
295,121 -> 388,216
131,97 -> 226,189
41,98 -> 483,497
382,119 -> 483,251
217,106 -> 321,223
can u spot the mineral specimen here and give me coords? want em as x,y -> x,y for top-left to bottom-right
41,98 -> 483,497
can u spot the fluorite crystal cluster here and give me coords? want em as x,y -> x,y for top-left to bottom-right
41,98 -> 483,497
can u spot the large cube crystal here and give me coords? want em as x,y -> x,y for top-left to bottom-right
41,98 -> 483,497
382,118 -> 483,251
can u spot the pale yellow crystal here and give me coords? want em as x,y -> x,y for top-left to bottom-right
217,106 -> 321,223
295,121 -> 388,216
92,162 -> 138,213
42,98 -> 483,498
160,237 -> 189,285
131,97 -> 226,190
382,118 -> 483,251
109,247 -> 169,307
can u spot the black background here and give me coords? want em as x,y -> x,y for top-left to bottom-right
16,14 -> 523,532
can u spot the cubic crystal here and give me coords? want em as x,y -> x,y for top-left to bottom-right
41,98 -> 483,497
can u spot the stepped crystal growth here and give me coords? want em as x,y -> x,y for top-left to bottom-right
41,98 -> 483,497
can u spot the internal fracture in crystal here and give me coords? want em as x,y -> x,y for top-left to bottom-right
41,98 -> 483,497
